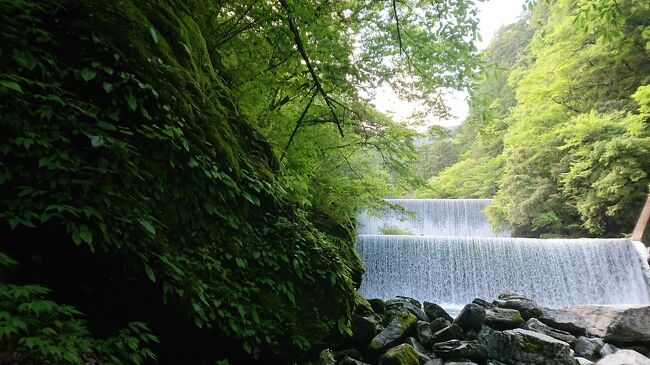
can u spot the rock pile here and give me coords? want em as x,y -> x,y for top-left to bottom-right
330,291 -> 650,365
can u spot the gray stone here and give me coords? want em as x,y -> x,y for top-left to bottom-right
386,298 -> 429,322
416,320 -> 433,346
431,340 -> 487,361
429,317 -> 451,332
400,336 -> 426,354
453,304 -> 486,332
445,362 -> 479,365
433,324 -> 464,343
484,307 -> 524,330
352,314 -> 382,347
333,349 -> 363,361
574,336 -> 604,360
599,343 -> 618,357
526,318 -> 577,345
339,356 -> 371,365
538,308 -> 588,336
378,343 -> 419,365
422,359 -> 443,365
605,306 -> 650,345
368,311 -> 418,360
472,298 -> 495,309
486,360 -> 508,365
494,291 -> 543,320
477,326 -> 575,365
423,302 -> 454,322
597,349 -> 650,365
576,357 -> 595,365
369,298 -> 386,315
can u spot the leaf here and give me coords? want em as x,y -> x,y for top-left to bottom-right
125,93 -> 137,111
0,80 -> 22,93
80,68 -> 97,81
90,135 -> 104,147
138,218 -> 156,236
78,225 -> 92,245
149,27 -> 159,44
103,81 -> 114,93
144,264 -> 156,283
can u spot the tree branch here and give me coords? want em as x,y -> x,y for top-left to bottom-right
278,0 -> 344,137
279,89 -> 318,163
392,0 -> 404,55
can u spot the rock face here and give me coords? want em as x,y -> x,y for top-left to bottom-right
605,306 -> 650,345
423,302 -> 454,322
432,340 -> 487,361
429,317 -> 451,332
352,314 -> 383,347
368,311 -> 418,360
538,308 -> 588,335
453,304 -> 486,332
377,343 -> 419,365
574,336 -> 604,360
597,349 -> 650,365
493,291 -> 543,320
433,324 -> 464,343
477,326 -> 575,365
526,318 -> 577,345
385,298 -> 429,322
484,307 -> 524,330
416,320 -> 433,346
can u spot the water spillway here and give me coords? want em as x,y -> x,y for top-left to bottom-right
356,199 -> 650,309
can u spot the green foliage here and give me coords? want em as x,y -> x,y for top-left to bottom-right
378,224 -> 413,235
0,252 -> 158,365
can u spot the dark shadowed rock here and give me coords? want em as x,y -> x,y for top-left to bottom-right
477,326 -> 575,365
473,298 -> 495,309
333,349 -> 363,362
429,317 -> 451,332
354,292 -> 376,316
597,349 -> 650,365
446,362 -> 478,365
486,360 -> 507,365
416,320 -> 433,346
368,311 -> 418,361
526,318 -> 577,345
368,298 -> 386,315
453,304 -> 486,332
423,302 -> 454,322
400,337 -> 426,354
378,343 -> 419,365
604,306 -> 650,345
538,308 -> 588,336
385,298 -> 429,322
484,307 -> 524,330
340,356 -> 371,365
433,324 -> 464,343
352,314 -> 383,347
494,291 -> 543,320
431,340 -> 487,361
422,359 -> 444,365
574,336 -> 604,360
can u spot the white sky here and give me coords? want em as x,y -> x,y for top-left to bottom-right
372,0 -> 526,130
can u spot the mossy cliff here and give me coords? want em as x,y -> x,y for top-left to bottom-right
0,0 -> 362,363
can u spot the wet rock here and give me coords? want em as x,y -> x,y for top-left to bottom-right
472,298 -> 495,309
453,304 -> 486,332
386,298 -> 429,322
333,349 -> 363,362
484,307 -> 524,330
538,308 -> 588,336
368,311 -> 418,360
597,349 -> 650,365
574,336 -> 604,360
377,343 -> 419,365
339,356 -> 371,365
416,320 -> 433,346
445,362 -> 479,365
494,291 -> 543,320
576,357 -> 594,365
369,299 -> 386,315
599,343 -> 617,357
429,317 -> 451,332
526,318 -> 577,345
477,326 -> 575,365
605,306 -> 650,345
432,324 -> 464,343
422,359 -> 444,365
431,340 -> 487,361
400,337 -> 426,354
423,302 -> 454,322
352,314 -> 382,347
354,292 -> 375,316
486,360 -> 507,365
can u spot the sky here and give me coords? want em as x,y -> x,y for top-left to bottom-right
372,0 -> 526,130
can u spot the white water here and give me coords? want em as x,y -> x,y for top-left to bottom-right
356,199 -> 650,308
357,199 -> 510,237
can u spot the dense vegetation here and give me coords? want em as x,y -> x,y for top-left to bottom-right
0,0 -> 482,363
416,0 -> 650,238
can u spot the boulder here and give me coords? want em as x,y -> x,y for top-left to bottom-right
368,311 -> 418,360
453,304 -> 486,332
605,306 -> 650,345
433,324 -> 464,343
423,302 -> 454,322
597,349 -> 650,365
429,317 -> 451,332
576,357 -> 594,365
599,343 -> 617,357
369,298 -> 386,315
385,298 -> 429,322
416,320 -> 433,346
494,291 -> 543,320
446,362 -> 479,365
377,343 -> 419,365
473,298 -> 495,309
486,360 -> 508,365
538,308 -> 588,336
559,306 -> 624,337
339,356 -> 371,365
484,307 -> 524,330
352,314 -> 382,347
431,340 -> 487,361
354,292 -> 376,316
477,326 -> 575,365
574,336 -> 604,360
333,349 -> 363,362
526,318 -> 577,345
422,359 -> 444,365
400,337 -> 426,354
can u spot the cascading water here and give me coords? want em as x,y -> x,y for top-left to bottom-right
356,199 -> 650,310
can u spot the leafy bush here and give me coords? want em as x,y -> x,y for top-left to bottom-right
378,224 -> 414,235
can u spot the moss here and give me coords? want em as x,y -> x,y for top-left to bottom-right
354,291 -> 374,315
380,344 -> 419,365
397,311 -> 418,332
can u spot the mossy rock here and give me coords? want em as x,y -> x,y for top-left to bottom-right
378,343 -> 419,365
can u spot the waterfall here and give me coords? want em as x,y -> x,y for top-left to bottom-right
357,199 -> 510,237
356,199 -> 650,309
